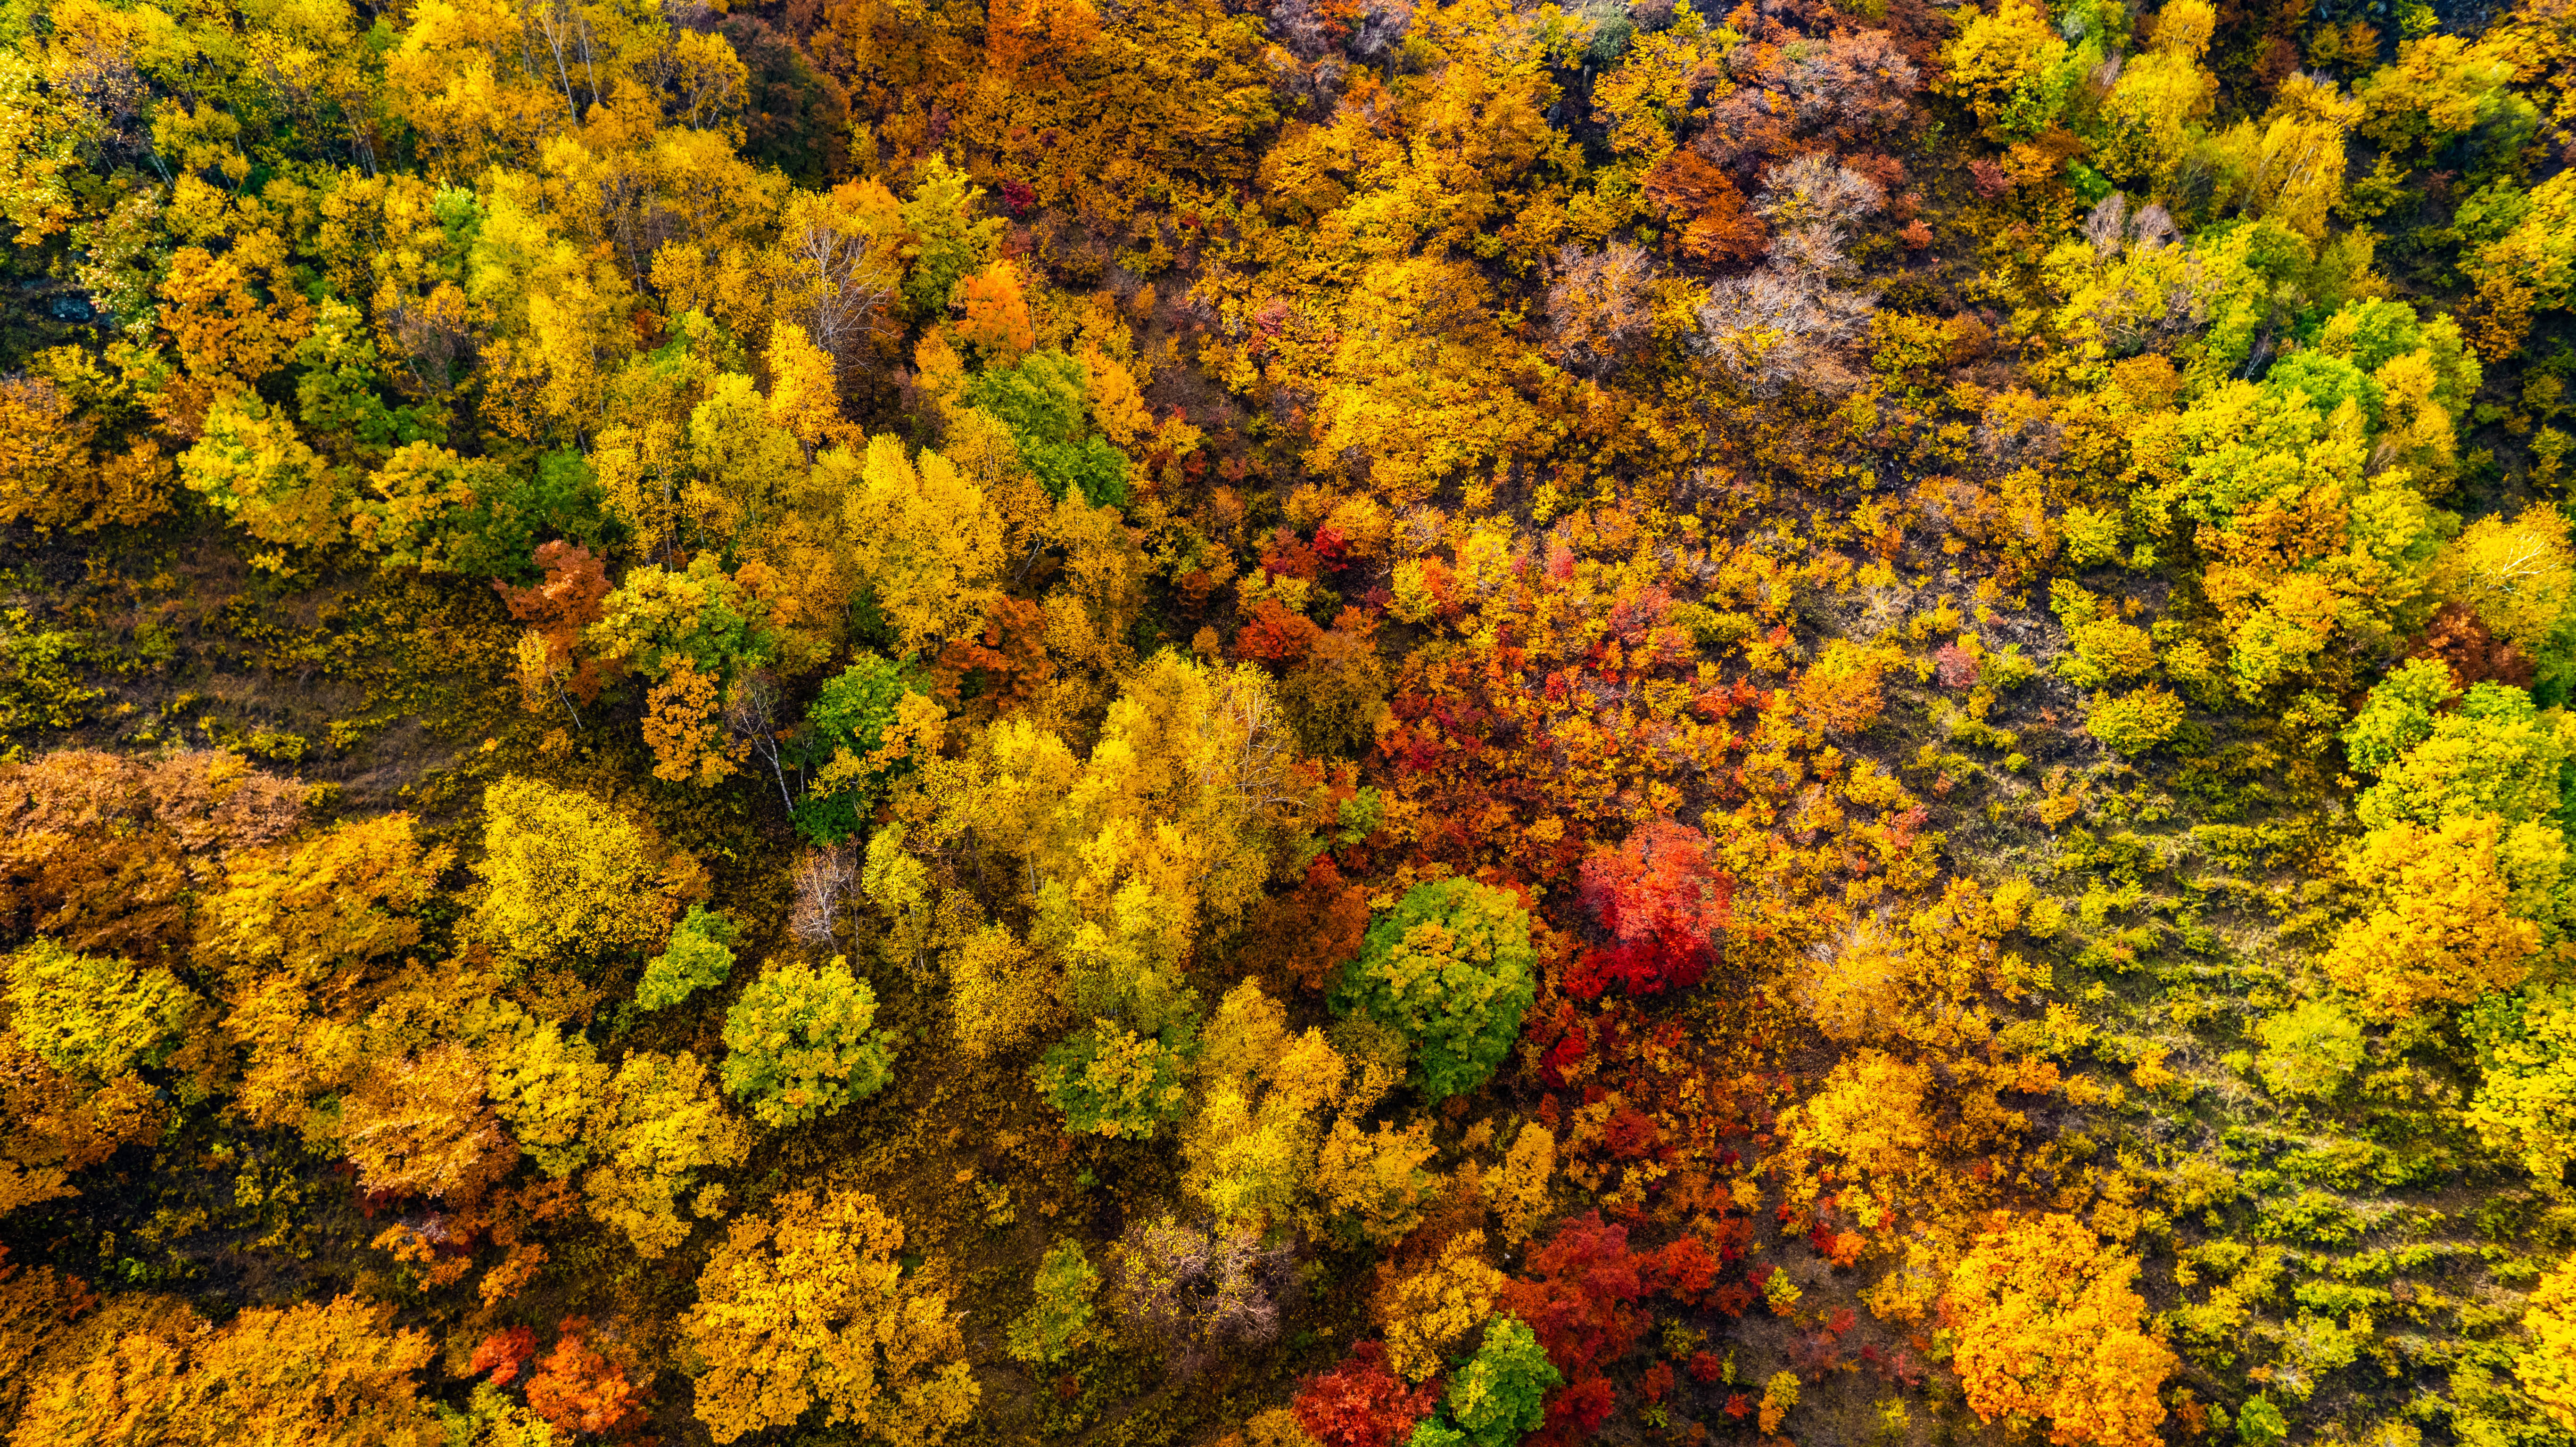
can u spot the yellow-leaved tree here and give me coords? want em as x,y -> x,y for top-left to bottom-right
198,814 -> 452,1144
838,434 -> 1005,659
2430,503 -> 2576,655
2523,1258 -> 2576,1433
582,1049 -> 750,1257
1181,979 -> 1347,1231
887,650 -> 1309,1049
8,1294 -> 438,1447
681,1187 -> 979,1445
1314,1117 -> 1440,1245
1375,1229 -> 1507,1382
2322,814 -> 2553,1021
467,777 -> 703,972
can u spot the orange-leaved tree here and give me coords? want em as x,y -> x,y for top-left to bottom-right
1941,1212 -> 2177,1447
9,1294 -> 438,1446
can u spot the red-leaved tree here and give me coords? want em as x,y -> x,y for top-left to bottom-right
1570,820 -> 1731,998
521,1317 -> 650,1439
1292,1341 -> 1439,1447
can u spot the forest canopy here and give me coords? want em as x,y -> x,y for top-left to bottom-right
3,0 -> 2576,1441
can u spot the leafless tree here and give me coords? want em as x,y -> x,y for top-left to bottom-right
1546,242 -> 1658,377
383,288 -> 479,396
727,670 -> 795,813
1694,155 -> 1884,395
1113,1217 -> 1298,1376
776,191 -> 901,383
2084,192 -> 2177,256
791,843 -> 863,946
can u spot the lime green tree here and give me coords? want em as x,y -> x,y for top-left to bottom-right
1006,1241 -> 1101,1367
1330,880 -> 1538,1100
639,906 -> 739,1011
720,956 -> 894,1127
5,940 -> 194,1081
1411,1314 -> 1560,1447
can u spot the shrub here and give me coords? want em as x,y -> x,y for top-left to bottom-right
2083,685 -> 2187,755
2254,1001 -> 2367,1098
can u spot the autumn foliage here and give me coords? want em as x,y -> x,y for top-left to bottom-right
0,0 -> 2571,1443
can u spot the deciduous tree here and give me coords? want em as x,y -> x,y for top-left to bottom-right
1941,1213 -> 2176,1447
720,955 -> 894,1127
1332,879 -> 1537,1101
682,1188 -> 978,1444
468,777 -> 702,970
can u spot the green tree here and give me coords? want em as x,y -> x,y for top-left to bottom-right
2342,658 -> 2459,773
1443,1314 -> 1560,1447
720,956 -> 893,1127
964,350 -> 1131,509
1005,1241 -> 1101,1367
638,906 -> 739,1011
1035,1019 -> 1193,1139
2356,683 -> 2575,830
790,656 -> 917,844
293,298 -> 442,461
1331,879 -> 1538,1101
